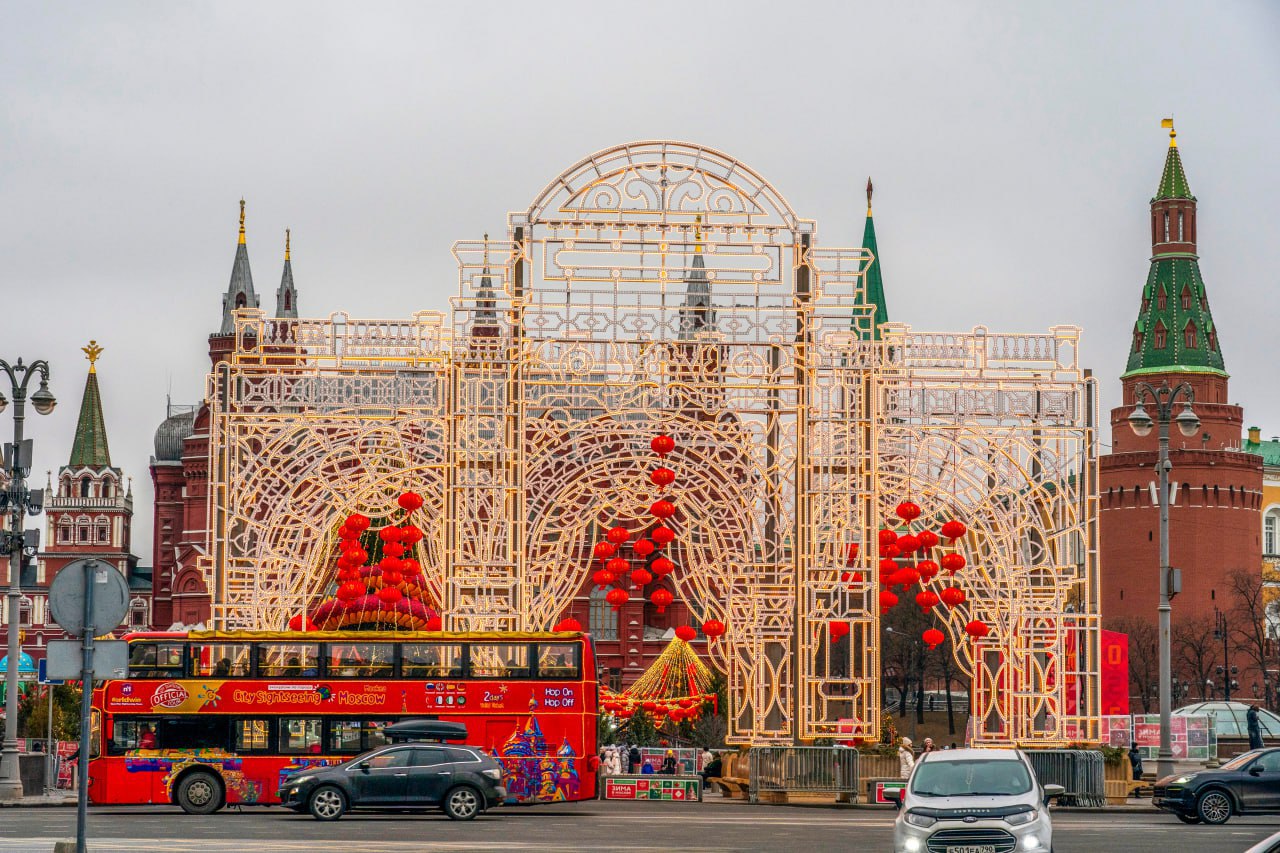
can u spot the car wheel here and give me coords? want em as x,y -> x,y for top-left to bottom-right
176,770 -> 223,815
443,786 -> 481,821
1196,789 -> 1233,825
308,786 -> 347,821
1175,813 -> 1201,824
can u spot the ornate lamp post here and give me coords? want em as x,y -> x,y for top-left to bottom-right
0,357 -> 56,802
1213,608 -> 1238,701
1127,381 -> 1199,781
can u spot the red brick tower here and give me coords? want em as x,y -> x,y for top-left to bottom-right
1100,125 -> 1264,691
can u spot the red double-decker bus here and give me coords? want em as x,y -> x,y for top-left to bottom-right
88,630 -> 598,813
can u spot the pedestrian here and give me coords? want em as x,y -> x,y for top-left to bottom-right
661,750 -> 677,775
700,747 -> 713,769
898,737 -> 915,779
700,752 -> 723,784
1127,744 -> 1143,781
608,747 -> 623,776
1248,704 -> 1264,751
922,737 -> 937,754
641,760 -> 655,775
628,744 -> 642,774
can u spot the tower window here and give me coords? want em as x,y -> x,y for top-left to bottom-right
1181,285 -> 1192,310
1184,321 -> 1197,349
1208,329 -> 1218,351
80,477 -> 91,498
1153,321 -> 1167,350
1163,212 -> 1170,242
1132,329 -> 1144,353
1157,286 -> 1167,310
1141,297 -> 1150,312
284,292 -> 292,311
235,292 -> 247,309
1178,211 -> 1184,241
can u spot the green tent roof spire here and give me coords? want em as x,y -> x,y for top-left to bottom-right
1154,120 -> 1194,201
857,177 -> 889,340
69,340 -> 112,467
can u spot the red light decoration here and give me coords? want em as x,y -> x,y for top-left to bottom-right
346,513 -> 371,532
650,467 -> 676,489
650,435 -> 675,456
940,553 -> 967,575
397,492 -> 424,511
650,499 -> 676,520
916,559 -> 940,581
606,557 -> 629,574
651,588 -> 674,613
400,558 -> 422,577
630,568 -> 653,586
554,617 -> 583,632
592,569 -> 616,586
878,529 -> 898,549
915,590 -> 940,611
896,567 -> 921,587
593,541 -> 617,561
376,586 -> 403,604
378,527 -> 402,544
829,622 -> 850,640
336,581 -> 364,601
382,569 -> 403,586
382,541 -> 406,558
923,628 -> 945,650
879,590 -> 899,609
398,525 -> 424,545
675,625 -> 697,642
342,546 -> 368,564
633,539 -> 656,558
896,534 -> 920,555
965,620 -> 990,638
845,543 -> 860,565
378,556 -> 402,573
651,557 -> 675,576
895,501 -> 922,522
940,587 -> 966,607
917,530 -> 940,550
607,526 -> 631,545
651,526 -> 676,546
702,619 -> 726,638
941,520 -> 968,541
883,543 -> 902,559
606,588 -> 629,610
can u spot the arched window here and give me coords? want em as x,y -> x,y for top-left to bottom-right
1178,211 -> 1184,241
97,523 -> 110,543
1163,211 -> 1170,242
129,598 -> 149,629
58,522 -> 72,544
1182,285 -> 1193,310
1265,512 -> 1278,557
80,477 -> 92,498
284,292 -> 292,311
1208,328 -> 1218,351
103,480 -> 113,498
1157,286 -> 1168,310
588,588 -> 617,640
234,292 -> 247,309
1153,321 -> 1167,350
18,596 -> 32,627
1132,329 -> 1143,353
1184,320 -> 1197,349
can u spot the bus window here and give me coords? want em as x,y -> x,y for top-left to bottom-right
90,710 -> 101,758
109,719 -> 142,754
233,719 -> 270,753
189,643 -> 251,678
536,643 -> 580,678
279,719 -> 323,754
328,720 -> 396,753
401,643 -> 463,678
257,644 -> 319,678
326,642 -> 393,677
129,642 -> 185,678
469,643 -> 531,679
364,720 -> 394,750
156,716 -> 229,751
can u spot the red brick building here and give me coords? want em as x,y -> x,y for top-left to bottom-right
1100,129 -> 1264,697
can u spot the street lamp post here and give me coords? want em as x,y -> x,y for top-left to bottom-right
1213,609 -> 1238,702
0,357 -> 56,803
1127,381 -> 1199,781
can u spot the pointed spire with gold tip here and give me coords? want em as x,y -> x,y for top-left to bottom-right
220,198 -> 259,334
69,341 -> 112,467
276,227 -> 298,318
857,177 -> 889,340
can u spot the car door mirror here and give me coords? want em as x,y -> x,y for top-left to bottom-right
1249,765 -> 1264,776
358,760 -> 371,773
1043,783 -> 1066,804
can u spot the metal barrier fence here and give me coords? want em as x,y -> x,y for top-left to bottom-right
748,747 -> 860,803
1024,749 -> 1106,807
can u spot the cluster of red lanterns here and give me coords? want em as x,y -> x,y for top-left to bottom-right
601,694 -> 714,725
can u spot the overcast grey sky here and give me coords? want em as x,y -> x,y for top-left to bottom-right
2,1 -> 1277,566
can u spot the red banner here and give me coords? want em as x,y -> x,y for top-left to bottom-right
1100,630 -> 1130,716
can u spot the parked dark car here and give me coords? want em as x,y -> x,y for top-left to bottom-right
277,720 -> 505,821
1154,747 -> 1280,824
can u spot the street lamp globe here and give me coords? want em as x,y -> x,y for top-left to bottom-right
1174,403 -> 1200,438
29,382 -> 56,416
1127,403 -> 1154,437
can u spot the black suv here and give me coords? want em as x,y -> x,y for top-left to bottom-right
1155,748 -> 1280,825
278,721 -> 505,821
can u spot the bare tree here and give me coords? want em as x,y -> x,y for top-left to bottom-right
1174,615 -> 1224,702
1229,567 -> 1276,709
1105,616 -> 1159,713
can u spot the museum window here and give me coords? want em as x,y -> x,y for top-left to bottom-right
589,587 -> 617,640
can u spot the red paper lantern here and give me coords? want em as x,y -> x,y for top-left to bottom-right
630,568 -> 653,586
845,543 -> 860,565
382,570 -> 404,586
337,525 -> 355,541
915,590 -> 940,611
593,541 -> 617,561
895,501 -> 922,522
400,558 -> 422,577
592,569 -> 616,586
382,541 -> 406,558
650,467 -> 676,489
336,554 -> 360,570
336,568 -> 359,583
342,545 -> 368,564
940,587 -> 966,607
829,622 -> 850,640
376,586 -> 403,604
397,492 -> 424,511
916,559 -> 940,581
896,567 -> 921,587
378,556 -> 402,573
651,557 -> 675,576
346,513 -> 371,532
965,620 -> 990,638
650,588 -> 674,613
651,526 -> 675,546
702,619 -> 726,638
287,614 -> 318,631
883,543 -> 902,559
398,525 -> 424,545
896,534 -> 920,555
941,520 -> 968,541
923,628 -> 945,650
879,590 -> 899,609
879,558 -> 900,573
917,530 -> 940,550
651,435 -> 675,456
606,588 -> 629,610
554,617 -> 583,632
650,499 -> 676,520
336,581 -> 364,601
940,553 -> 967,575
881,571 -> 901,588
675,625 -> 697,642
379,527 -> 402,544
633,539 -> 656,558
606,557 -> 629,575
607,526 -> 631,545
426,615 -> 443,631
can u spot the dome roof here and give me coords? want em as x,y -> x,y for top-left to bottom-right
1175,701 -> 1280,737
0,652 -> 35,675
153,409 -> 196,461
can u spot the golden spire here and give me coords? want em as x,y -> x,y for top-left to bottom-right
866,177 -> 874,216
693,214 -> 703,254
1161,117 -> 1177,148
284,228 -> 291,261
82,340 -> 104,373
238,198 -> 246,244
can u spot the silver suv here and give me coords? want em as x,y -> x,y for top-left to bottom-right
892,748 -> 1064,853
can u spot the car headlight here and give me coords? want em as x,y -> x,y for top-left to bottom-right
289,774 -> 314,787
482,768 -> 502,780
1170,775 -> 1195,785
904,810 -> 936,828
1005,809 -> 1038,826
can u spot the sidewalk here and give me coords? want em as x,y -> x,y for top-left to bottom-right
0,791 -> 76,808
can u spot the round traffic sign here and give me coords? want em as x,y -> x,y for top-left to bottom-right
48,559 -> 129,637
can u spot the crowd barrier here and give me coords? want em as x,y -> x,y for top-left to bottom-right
748,746 -> 859,804
1024,749 -> 1106,807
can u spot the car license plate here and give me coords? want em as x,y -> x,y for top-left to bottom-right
948,847 -> 995,853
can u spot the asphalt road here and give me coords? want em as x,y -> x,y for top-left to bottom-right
2,801 -> 1279,852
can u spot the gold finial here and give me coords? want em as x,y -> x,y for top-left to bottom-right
866,177 -> 874,215
284,228 -> 291,261
238,198 -> 246,244
1161,117 -> 1176,148
82,340 -> 104,373
693,214 -> 703,254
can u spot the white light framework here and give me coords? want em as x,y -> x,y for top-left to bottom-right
206,141 -> 1100,745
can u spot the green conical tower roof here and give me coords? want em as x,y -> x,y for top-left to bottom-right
1154,137 -> 1194,201
857,178 -> 889,340
69,341 -> 112,467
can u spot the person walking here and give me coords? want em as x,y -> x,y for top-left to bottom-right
1127,744 -> 1143,781
898,737 -> 916,779
922,737 -> 937,755
628,744 -> 642,774
1248,704 -> 1264,751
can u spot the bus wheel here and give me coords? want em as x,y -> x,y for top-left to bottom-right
176,771 -> 223,815
308,786 -> 346,821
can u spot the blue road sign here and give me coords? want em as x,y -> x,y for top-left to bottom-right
38,658 -> 65,686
